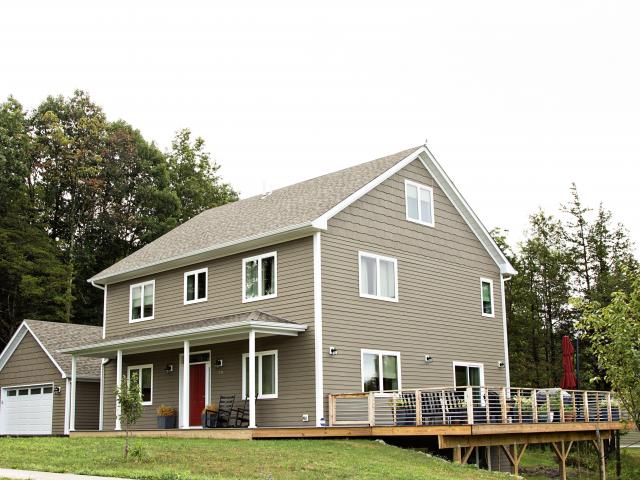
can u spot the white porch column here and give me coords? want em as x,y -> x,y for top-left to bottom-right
248,330 -> 256,428
115,349 -> 122,431
70,354 -> 77,432
182,340 -> 190,429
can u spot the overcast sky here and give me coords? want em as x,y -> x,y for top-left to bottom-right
2,1 -> 639,250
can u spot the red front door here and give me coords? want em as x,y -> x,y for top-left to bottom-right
189,363 -> 206,426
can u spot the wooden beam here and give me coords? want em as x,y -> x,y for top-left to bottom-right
595,429 -> 607,480
452,446 -> 462,464
471,421 -> 623,436
461,446 -> 475,465
439,430 -> 610,448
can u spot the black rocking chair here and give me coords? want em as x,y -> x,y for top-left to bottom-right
207,395 -> 235,428
233,399 -> 250,427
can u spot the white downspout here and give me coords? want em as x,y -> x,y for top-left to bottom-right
500,274 -> 512,389
312,232 -> 324,426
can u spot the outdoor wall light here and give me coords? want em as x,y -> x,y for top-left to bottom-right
164,364 -> 174,374
215,359 -> 224,368
497,361 -> 505,369
424,355 -> 433,364
54,386 -> 61,394
328,346 -> 338,356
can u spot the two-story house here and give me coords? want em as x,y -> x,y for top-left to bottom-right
64,145 -> 516,432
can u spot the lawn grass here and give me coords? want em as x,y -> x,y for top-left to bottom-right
520,446 -> 640,479
0,437 -> 508,480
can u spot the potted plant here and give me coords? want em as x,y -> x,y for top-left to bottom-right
563,403 -> 576,422
156,405 -> 177,429
388,396 -> 415,426
513,397 -> 533,423
537,403 -> 554,423
201,404 -> 218,428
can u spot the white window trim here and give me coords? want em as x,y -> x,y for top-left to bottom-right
184,267 -> 208,305
404,179 -> 435,228
241,350 -> 278,400
358,251 -> 399,302
452,361 -> 485,388
127,364 -> 153,406
242,251 -> 278,303
480,277 -> 495,318
360,349 -> 402,394
129,280 -> 155,323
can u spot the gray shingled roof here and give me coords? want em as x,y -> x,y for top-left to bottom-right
91,147 -> 420,282
25,320 -> 102,378
64,310 -> 303,353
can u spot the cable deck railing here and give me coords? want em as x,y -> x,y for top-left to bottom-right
327,386 -> 625,427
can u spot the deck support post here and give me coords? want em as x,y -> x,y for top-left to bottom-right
115,349 -> 122,431
594,429 -> 607,480
70,354 -> 77,432
461,446 -> 475,465
182,340 -> 190,429
248,330 -> 257,429
551,440 -> 573,480
501,443 -> 527,477
452,446 -> 462,464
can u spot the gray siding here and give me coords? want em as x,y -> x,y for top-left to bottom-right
321,159 -> 507,401
0,332 -> 66,435
103,237 -> 316,428
75,381 -> 100,431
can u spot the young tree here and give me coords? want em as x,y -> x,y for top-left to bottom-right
115,374 -> 143,459
578,275 -> 640,431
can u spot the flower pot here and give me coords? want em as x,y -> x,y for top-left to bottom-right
157,415 -> 177,429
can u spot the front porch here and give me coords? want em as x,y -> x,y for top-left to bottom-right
62,311 -> 308,432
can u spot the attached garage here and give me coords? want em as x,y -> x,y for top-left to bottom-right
0,320 -> 102,435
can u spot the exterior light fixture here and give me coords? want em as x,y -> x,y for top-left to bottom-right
164,364 -> 174,374
424,355 -> 433,364
328,346 -> 338,356
497,361 -> 505,369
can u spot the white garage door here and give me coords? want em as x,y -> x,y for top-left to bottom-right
0,384 -> 54,435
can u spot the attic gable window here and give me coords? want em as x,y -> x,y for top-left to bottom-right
242,252 -> 277,302
130,280 -> 154,322
184,268 -> 207,304
405,179 -> 434,227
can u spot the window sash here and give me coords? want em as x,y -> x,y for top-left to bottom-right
242,351 -> 278,399
362,350 -> 400,393
405,180 -> 434,226
130,281 -> 154,321
243,253 -> 277,301
480,279 -> 494,316
359,252 -> 397,301
185,268 -> 207,303
128,365 -> 153,404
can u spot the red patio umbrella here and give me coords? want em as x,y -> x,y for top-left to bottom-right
560,335 -> 577,389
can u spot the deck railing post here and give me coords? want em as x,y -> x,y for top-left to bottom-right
485,387 -> 490,423
368,392 -> 375,426
572,391 -> 577,423
328,394 -> 336,426
583,392 -> 590,422
517,389 -> 523,423
466,387 -> 474,425
560,391 -> 565,423
500,387 -> 508,424
607,392 -> 612,422
441,389 -> 447,425
532,389 -> 538,423
546,394 -> 551,423
595,392 -> 600,422
415,390 -> 422,426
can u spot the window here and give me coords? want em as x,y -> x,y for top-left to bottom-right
405,179 -> 435,227
128,365 -> 153,405
242,350 -> 278,399
361,349 -> 401,393
30,388 -> 41,395
242,252 -> 277,302
480,278 -> 494,317
18,389 -> 28,396
43,386 -> 53,394
359,251 -> 398,301
7,390 -> 16,397
130,280 -> 155,322
184,268 -> 207,304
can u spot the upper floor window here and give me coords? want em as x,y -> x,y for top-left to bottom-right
242,350 -> 278,399
184,268 -> 207,304
242,252 -> 277,302
361,349 -> 401,393
480,278 -> 494,317
405,179 -> 434,227
130,280 -> 154,322
359,251 -> 398,302
128,364 -> 153,405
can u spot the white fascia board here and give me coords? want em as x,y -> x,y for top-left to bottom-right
419,147 -> 517,276
59,320 -> 307,356
0,321 -> 66,378
311,147 -> 427,229
89,223 -> 318,286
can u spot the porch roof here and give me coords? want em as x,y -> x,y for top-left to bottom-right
59,310 -> 306,358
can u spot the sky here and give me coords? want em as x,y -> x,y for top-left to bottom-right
1,1 -> 639,251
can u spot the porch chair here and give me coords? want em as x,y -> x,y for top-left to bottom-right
208,395 -> 236,428
233,399 -> 250,427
